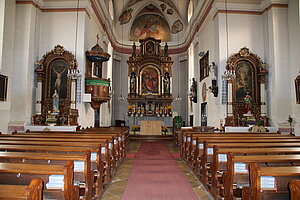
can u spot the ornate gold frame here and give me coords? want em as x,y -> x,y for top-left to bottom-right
139,65 -> 161,96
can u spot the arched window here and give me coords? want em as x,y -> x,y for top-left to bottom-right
188,0 -> 193,22
109,0 -> 114,20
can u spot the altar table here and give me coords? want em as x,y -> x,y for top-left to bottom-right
140,121 -> 162,135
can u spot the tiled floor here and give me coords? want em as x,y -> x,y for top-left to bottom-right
101,140 -> 212,200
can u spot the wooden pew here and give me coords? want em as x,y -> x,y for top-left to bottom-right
289,180 -> 300,200
0,151 -> 93,200
199,141 -> 300,188
181,133 -> 286,160
0,178 -> 43,200
0,136 -> 117,177
242,163 -> 300,200
223,154 -> 300,200
191,136 -> 300,174
8,133 -> 125,162
0,140 -> 112,195
0,161 -> 78,200
210,147 -> 300,199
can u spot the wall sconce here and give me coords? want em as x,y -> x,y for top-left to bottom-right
208,80 -> 218,97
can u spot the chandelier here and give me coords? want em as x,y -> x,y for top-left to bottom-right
222,63 -> 236,80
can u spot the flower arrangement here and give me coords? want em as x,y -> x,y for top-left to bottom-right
167,105 -> 172,110
132,125 -> 139,134
128,105 -> 133,110
161,126 -> 168,135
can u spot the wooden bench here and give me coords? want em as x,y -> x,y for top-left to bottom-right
0,161 -> 78,200
190,137 -> 300,174
0,178 -> 43,200
210,147 -> 300,199
181,133 -> 287,160
0,144 -> 106,197
289,179 -> 300,200
8,133 -> 125,162
0,151 -> 93,200
198,141 -> 300,188
0,135 -> 119,177
223,154 -> 300,200
242,163 -> 300,200
15,131 -> 126,163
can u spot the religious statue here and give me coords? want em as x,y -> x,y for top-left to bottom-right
130,73 -> 136,94
53,67 -> 66,93
163,73 -> 170,94
243,91 -> 252,115
190,78 -> 197,103
164,43 -> 168,56
52,89 -> 59,113
132,43 -> 136,56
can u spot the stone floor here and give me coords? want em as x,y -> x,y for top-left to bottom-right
101,140 -> 212,200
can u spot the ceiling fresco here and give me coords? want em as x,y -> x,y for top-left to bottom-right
129,14 -> 170,41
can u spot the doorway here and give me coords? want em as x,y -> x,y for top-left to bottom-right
201,103 -> 207,126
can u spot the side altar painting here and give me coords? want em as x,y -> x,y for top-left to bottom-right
127,37 -> 173,117
33,45 -> 79,126
225,47 -> 269,127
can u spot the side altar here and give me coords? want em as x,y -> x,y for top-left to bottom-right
127,37 -> 173,125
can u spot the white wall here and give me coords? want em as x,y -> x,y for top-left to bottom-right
10,3 -> 37,127
0,0 -> 15,133
288,0 -> 300,134
265,6 -> 291,128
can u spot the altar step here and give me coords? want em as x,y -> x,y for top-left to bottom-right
130,134 -> 173,141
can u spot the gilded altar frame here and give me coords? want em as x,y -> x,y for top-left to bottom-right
127,37 -> 173,116
33,45 -> 78,125
225,47 -> 269,126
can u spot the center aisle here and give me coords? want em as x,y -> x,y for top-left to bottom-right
121,142 -> 198,200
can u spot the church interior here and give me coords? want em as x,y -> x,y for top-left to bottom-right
0,0 -> 299,199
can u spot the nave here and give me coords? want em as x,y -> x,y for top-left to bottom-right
1,127 -> 300,199
102,139 -> 211,200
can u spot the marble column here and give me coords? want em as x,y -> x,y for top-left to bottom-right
70,78 -> 77,110
35,77 -> 43,114
227,80 -> 233,116
260,82 -> 266,116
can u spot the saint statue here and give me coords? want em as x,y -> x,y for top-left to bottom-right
130,74 -> 136,94
132,43 -> 136,56
163,73 -> 170,94
164,43 -> 168,56
190,78 -> 197,103
243,91 -> 252,115
52,89 -> 59,113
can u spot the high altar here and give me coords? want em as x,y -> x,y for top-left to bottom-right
127,38 -> 173,128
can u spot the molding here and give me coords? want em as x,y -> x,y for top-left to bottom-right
16,0 -> 91,18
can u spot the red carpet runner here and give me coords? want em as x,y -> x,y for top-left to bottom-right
122,142 -> 198,200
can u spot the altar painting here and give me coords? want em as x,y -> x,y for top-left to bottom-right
140,66 -> 160,95
130,14 -> 170,41
235,60 -> 253,101
50,59 -> 68,100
